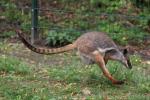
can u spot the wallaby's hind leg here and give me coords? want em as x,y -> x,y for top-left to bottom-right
93,51 -> 124,85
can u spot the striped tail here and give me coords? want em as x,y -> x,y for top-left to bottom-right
16,29 -> 76,54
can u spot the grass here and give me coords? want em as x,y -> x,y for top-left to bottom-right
0,55 -> 32,75
0,43 -> 149,100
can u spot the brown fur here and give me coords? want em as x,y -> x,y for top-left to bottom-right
16,29 -> 132,85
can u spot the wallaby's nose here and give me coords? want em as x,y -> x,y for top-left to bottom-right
122,60 -> 132,69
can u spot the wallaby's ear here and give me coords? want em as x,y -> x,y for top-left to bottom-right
123,48 -> 128,55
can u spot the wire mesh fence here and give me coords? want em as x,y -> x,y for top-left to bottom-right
0,0 -> 150,44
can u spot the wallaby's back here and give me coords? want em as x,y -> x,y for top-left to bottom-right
75,32 -> 118,54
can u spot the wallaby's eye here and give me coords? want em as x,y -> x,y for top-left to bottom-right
123,49 -> 128,55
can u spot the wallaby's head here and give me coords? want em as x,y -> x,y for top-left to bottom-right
105,48 -> 132,69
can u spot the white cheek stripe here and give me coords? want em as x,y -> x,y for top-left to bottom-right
92,50 -> 99,55
97,47 -> 116,53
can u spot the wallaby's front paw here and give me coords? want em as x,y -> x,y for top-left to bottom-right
112,80 -> 124,85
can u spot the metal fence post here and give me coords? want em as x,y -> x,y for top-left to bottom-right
31,0 -> 39,44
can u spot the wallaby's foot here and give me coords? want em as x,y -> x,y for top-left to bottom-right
112,80 -> 124,85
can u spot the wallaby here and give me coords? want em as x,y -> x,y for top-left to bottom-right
16,29 -> 132,85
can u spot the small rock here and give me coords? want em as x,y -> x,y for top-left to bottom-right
82,88 -> 91,96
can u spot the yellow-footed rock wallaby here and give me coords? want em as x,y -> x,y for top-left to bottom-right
16,29 -> 132,85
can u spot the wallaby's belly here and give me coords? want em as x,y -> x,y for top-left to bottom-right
78,51 -> 95,65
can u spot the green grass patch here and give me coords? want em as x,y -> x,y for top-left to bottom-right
0,45 -> 149,99
0,55 -> 32,75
